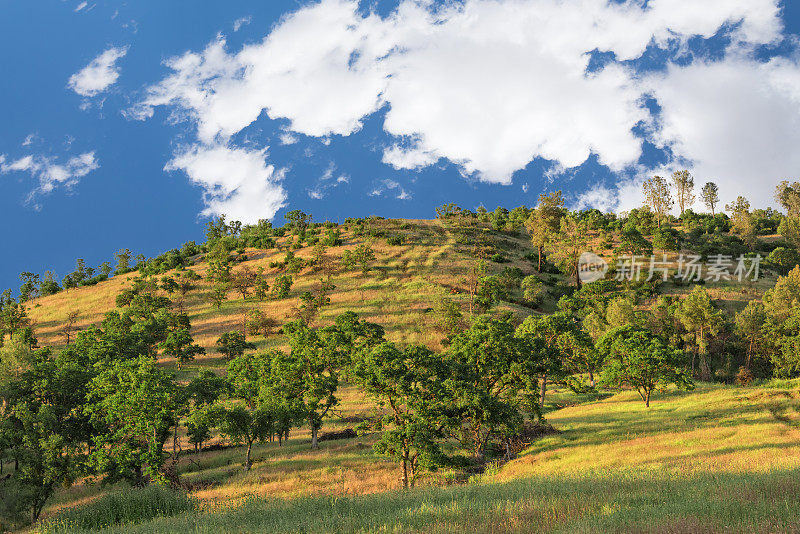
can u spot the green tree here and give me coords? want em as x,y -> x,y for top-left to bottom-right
701,182 -> 720,216
216,331 -> 255,361
87,356 -> 182,486
676,286 -> 725,379
218,405 -> 274,471
734,300 -> 767,370
525,191 -> 565,272
0,344 -> 87,523
18,272 -> 40,303
273,321 -> 358,449
271,274 -> 293,300
671,170 -> 695,215
284,210 -> 312,234
515,313 -> 576,411
521,275 -> 545,306
766,247 -> 800,275
547,215 -> 589,288
597,326 -> 692,407
642,175 -> 673,227
726,196 -> 757,248
352,342 -> 450,487
445,315 -> 539,460
114,248 -> 133,274
159,326 -> 204,369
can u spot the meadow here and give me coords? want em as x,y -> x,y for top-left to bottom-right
8,214 -> 799,533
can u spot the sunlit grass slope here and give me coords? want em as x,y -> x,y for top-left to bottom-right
40,383 -> 800,533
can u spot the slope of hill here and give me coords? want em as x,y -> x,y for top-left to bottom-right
40,383 -> 800,533
10,215 -> 798,533
26,218 -> 534,360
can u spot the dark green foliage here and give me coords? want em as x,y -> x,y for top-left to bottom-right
352,342 -> 450,487
766,247 -> 800,275
615,227 -> 653,256
597,326 -> 693,406
652,227 -> 681,252
386,235 -> 405,246
272,274 -> 293,299
86,357 -> 182,486
323,228 -> 343,246
445,314 -> 541,459
216,331 -> 255,361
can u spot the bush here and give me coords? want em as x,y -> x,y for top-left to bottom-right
766,247 -> 800,275
39,485 -> 194,534
490,253 -> 509,263
386,235 -> 405,246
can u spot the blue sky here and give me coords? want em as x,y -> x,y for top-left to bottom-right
1,1 -> 800,292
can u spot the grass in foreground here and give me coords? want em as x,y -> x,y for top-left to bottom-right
41,469 -> 800,534
38,383 -> 800,533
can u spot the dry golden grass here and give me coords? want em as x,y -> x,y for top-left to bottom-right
496,384 -> 800,481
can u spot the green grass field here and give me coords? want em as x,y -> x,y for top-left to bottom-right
37,383 -> 800,533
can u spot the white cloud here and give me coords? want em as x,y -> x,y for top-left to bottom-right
75,2 -> 88,12
576,52 -> 800,215
644,54 -> 800,212
279,132 -> 299,145
233,16 -> 251,32
308,162 -> 348,199
164,143 -> 286,223
134,0 -> 791,215
22,133 -> 38,147
368,178 -> 411,200
382,143 -> 440,171
0,151 -> 99,205
68,46 -> 128,97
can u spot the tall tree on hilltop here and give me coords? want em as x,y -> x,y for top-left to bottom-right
700,182 -> 720,216
671,170 -> 695,216
726,196 -> 757,248
525,190 -> 565,272
547,214 -> 588,288
642,176 -> 673,228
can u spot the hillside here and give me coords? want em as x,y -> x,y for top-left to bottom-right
40,383 -> 800,533
26,218 -> 535,361
6,213 -> 799,533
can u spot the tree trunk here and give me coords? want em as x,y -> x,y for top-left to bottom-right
588,371 -> 595,388
645,390 -> 650,408
574,263 -> 582,289
245,441 -> 253,471
537,245 -> 543,272
401,451 -> 410,489
311,419 -> 319,449
539,375 -> 547,410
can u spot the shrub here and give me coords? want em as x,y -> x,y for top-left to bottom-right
490,253 -> 509,263
766,247 -> 800,275
386,235 -> 405,246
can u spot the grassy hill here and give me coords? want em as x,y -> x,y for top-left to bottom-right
12,216 -> 800,532
39,383 -> 800,533
26,218 -> 535,360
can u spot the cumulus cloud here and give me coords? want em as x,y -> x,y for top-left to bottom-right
233,16 -> 251,32
0,151 -> 99,205
68,46 -> 128,97
134,0 -> 793,216
164,144 -> 286,223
